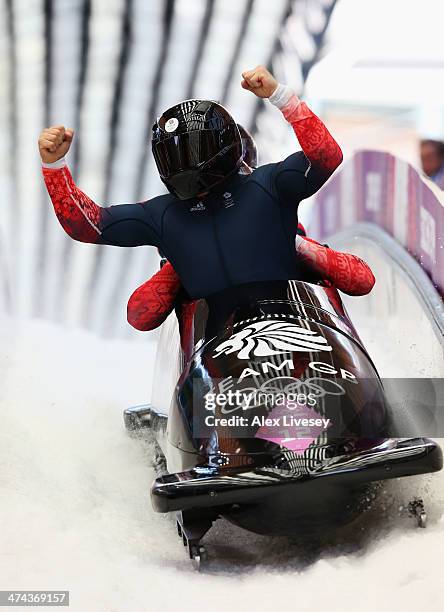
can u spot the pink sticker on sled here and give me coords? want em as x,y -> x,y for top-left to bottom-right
254,402 -> 330,454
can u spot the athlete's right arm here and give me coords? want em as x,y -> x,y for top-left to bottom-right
39,126 -> 161,247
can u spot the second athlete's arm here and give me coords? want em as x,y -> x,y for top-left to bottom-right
296,235 -> 375,296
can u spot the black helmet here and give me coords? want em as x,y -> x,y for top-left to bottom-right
152,99 -> 243,200
237,124 -> 258,169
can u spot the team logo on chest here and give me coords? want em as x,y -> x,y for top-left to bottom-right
190,201 -> 206,212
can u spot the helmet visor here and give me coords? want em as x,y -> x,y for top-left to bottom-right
152,126 -> 239,178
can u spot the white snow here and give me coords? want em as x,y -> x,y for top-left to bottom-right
0,316 -> 443,612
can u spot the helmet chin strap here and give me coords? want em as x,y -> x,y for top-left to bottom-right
239,161 -> 253,175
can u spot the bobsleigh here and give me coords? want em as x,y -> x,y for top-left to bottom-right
124,280 -> 442,566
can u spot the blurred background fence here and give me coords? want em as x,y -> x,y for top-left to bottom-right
1,0 -> 444,338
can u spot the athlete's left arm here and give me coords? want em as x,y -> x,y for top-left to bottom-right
269,84 -> 343,202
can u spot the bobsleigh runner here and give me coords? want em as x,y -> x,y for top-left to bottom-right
124,280 -> 442,567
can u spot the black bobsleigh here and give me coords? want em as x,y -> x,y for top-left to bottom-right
124,280 -> 442,565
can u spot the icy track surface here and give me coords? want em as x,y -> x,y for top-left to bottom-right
1,318 -> 443,612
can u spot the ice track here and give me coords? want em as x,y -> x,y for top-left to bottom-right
0,313 -> 443,612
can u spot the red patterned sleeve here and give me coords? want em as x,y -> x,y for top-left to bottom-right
42,165 -> 103,243
127,261 -> 182,331
297,236 -> 375,296
281,96 -> 343,174
43,164 -> 161,247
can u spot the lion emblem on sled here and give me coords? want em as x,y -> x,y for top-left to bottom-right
214,320 -> 332,360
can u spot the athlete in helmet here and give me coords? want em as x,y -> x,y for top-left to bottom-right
127,124 -> 375,331
39,66 -> 344,317
125,128 -> 374,332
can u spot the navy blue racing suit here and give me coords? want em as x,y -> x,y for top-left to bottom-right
42,96 -> 342,299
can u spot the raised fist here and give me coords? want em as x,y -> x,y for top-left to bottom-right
38,125 -> 74,164
241,65 -> 278,99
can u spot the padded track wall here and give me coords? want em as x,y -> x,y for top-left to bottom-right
310,151 -> 444,299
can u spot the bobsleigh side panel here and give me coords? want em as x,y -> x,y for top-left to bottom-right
147,280 -> 443,535
170,319 -> 387,442
166,285 -> 389,473
150,312 -> 182,417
